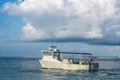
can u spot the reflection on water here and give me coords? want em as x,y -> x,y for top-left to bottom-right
0,58 -> 120,80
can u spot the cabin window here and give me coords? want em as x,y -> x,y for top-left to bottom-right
54,52 -> 59,56
43,52 -> 52,55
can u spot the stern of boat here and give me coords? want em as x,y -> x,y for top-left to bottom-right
89,62 -> 99,71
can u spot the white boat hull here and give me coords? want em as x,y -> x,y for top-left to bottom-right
39,60 -> 91,70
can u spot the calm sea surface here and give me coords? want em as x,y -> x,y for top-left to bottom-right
0,58 -> 120,80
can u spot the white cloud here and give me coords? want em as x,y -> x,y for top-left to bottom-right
88,24 -> 103,39
105,25 -> 120,41
21,24 -> 49,40
2,0 -> 120,44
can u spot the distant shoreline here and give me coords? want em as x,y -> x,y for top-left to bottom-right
0,56 -> 41,59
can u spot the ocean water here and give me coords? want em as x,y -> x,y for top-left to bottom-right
0,58 -> 120,80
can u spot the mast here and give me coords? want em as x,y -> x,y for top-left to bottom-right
48,32 -> 57,49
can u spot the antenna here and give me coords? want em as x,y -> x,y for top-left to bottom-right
53,33 -> 57,46
48,32 -> 56,48
49,32 -> 54,50
48,36 -> 51,48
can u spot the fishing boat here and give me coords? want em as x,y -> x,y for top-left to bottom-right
39,46 -> 99,71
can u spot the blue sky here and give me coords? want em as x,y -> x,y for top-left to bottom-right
0,0 -> 120,57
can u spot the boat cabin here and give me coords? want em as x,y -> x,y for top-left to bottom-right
42,46 -> 61,60
42,46 -> 93,64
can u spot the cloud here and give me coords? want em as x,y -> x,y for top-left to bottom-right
21,24 -> 49,40
1,0 -> 120,45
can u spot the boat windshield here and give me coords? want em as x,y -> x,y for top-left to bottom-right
43,51 -> 52,55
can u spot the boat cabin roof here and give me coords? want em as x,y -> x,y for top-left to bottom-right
42,50 -> 91,55
42,46 -> 92,56
60,52 -> 92,55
